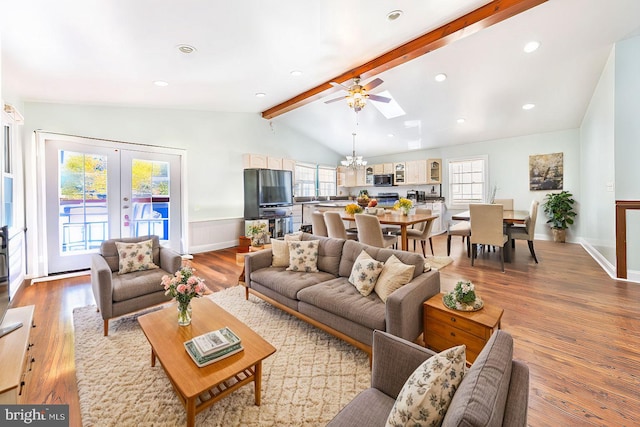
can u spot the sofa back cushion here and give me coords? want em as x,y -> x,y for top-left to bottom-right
442,330 -> 514,427
300,233 -> 345,276
339,240 -> 424,280
100,235 -> 161,273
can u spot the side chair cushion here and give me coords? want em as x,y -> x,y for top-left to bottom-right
115,239 -> 159,274
374,255 -> 415,303
286,240 -> 319,273
386,345 -> 466,426
348,250 -> 384,297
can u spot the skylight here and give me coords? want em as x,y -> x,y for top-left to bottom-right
370,90 -> 406,119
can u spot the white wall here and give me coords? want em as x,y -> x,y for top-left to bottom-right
366,129 -> 581,242
21,103 -> 342,256
580,48 -> 616,265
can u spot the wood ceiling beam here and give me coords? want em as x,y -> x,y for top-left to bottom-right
261,0 -> 547,120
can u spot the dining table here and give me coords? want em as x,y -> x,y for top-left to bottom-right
340,211 -> 438,252
451,209 -> 529,262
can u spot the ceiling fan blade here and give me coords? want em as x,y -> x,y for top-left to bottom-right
363,78 -> 383,91
368,94 -> 392,103
330,81 -> 351,91
324,96 -> 347,104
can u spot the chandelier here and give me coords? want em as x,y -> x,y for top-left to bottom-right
341,133 -> 367,170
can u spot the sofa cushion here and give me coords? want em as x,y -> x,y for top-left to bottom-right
271,233 -> 302,268
287,240 -> 319,272
386,345 -> 466,427
349,250 -> 384,297
297,278 -> 386,331
374,255 -> 415,303
442,331 -> 514,427
115,239 -> 159,274
100,235 -> 161,273
251,267 -> 336,300
111,268 -> 169,302
339,240 -> 424,280
301,233 -> 345,276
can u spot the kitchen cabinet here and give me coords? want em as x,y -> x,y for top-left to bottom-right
394,162 -> 406,185
337,166 -> 366,187
292,204 -> 303,232
365,166 -> 374,185
373,163 -> 393,175
405,160 -> 427,185
267,156 -> 283,170
243,153 -> 268,169
427,158 -> 442,184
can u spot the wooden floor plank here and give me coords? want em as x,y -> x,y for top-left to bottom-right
9,235 -> 640,427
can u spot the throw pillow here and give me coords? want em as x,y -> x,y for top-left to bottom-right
374,255 -> 415,302
271,233 -> 302,267
286,240 -> 319,273
348,250 -> 384,297
386,345 -> 466,427
115,239 -> 159,275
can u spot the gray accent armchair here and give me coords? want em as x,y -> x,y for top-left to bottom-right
328,330 -> 529,427
90,235 -> 182,336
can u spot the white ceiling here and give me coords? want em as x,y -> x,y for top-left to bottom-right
2,0 -> 640,158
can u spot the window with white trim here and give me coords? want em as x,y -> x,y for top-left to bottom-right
448,155 -> 488,208
317,166 -> 336,197
294,163 -> 336,197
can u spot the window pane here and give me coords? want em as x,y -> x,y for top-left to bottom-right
449,157 -> 487,204
131,159 -> 170,240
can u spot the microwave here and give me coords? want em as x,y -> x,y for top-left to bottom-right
374,174 -> 394,187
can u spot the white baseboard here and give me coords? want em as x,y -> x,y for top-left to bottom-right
580,239 -> 640,284
189,240 -> 238,254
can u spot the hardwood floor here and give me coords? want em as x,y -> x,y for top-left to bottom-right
9,235 -> 640,427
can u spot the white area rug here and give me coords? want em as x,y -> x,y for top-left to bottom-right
73,286 -> 370,426
425,256 -> 454,271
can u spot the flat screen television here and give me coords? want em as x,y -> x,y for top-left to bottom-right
258,169 -> 293,207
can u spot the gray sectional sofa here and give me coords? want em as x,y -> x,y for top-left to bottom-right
328,329 -> 529,426
243,233 -> 441,355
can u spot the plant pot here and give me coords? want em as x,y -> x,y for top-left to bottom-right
552,228 -> 566,243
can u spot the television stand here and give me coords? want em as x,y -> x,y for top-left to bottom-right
0,321 -> 23,338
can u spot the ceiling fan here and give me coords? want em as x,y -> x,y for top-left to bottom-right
324,77 -> 391,112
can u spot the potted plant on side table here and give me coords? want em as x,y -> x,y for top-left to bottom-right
542,190 -> 577,243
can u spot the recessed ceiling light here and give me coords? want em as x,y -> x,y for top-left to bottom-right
290,70 -> 302,77
457,118 -> 466,124
177,44 -> 196,54
523,41 -> 540,53
522,103 -> 535,110
255,92 -> 266,98
434,73 -> 447,82
387,10 -> 403,21
153,80 -> 169,87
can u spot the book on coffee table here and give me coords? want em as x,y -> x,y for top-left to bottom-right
184,340 -> 244,368
191,326 -> 242,356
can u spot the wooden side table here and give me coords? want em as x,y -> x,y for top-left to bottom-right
423,293 -> 504,364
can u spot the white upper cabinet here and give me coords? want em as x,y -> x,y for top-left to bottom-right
406,160 -> 427,185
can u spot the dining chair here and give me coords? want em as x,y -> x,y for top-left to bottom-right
510,200 -> 539,263
311,211 -> 328,237
406,208 -> 434,256
470,204 -> 508,272
354,214 -> 398,249
324,211 -> 357,240
493,198 -> 514,210
447,221 -> 471,257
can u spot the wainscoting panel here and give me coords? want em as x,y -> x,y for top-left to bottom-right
188,218 -> 245,254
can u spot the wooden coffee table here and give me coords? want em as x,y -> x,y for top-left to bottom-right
138,297 -> 276,427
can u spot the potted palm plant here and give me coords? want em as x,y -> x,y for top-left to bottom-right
542,191 -> 577,242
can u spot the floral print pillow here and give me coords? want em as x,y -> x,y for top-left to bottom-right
386,345 -> 466,427
348,250 -> 384,296
115,239 -> 159,274
286,240 -> 319,273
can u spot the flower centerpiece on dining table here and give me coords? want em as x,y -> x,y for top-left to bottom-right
442,280 -> 484,312
394,197 -> 414,215
345,203 -> 363,215
161,264 -> 207,326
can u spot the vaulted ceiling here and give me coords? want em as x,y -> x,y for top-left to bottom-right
2,0 -> 639,157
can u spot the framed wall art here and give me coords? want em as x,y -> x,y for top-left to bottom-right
529,152 -> 563,191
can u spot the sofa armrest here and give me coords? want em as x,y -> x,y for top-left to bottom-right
244,249 -> 273,287
91,254 -> 114,320
385,270 -> 440,341
371,330 -> 437,399
159,246 -> 182,274
501,360 -> 530,427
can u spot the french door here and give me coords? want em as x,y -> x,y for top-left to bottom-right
44,139 -> 182,274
